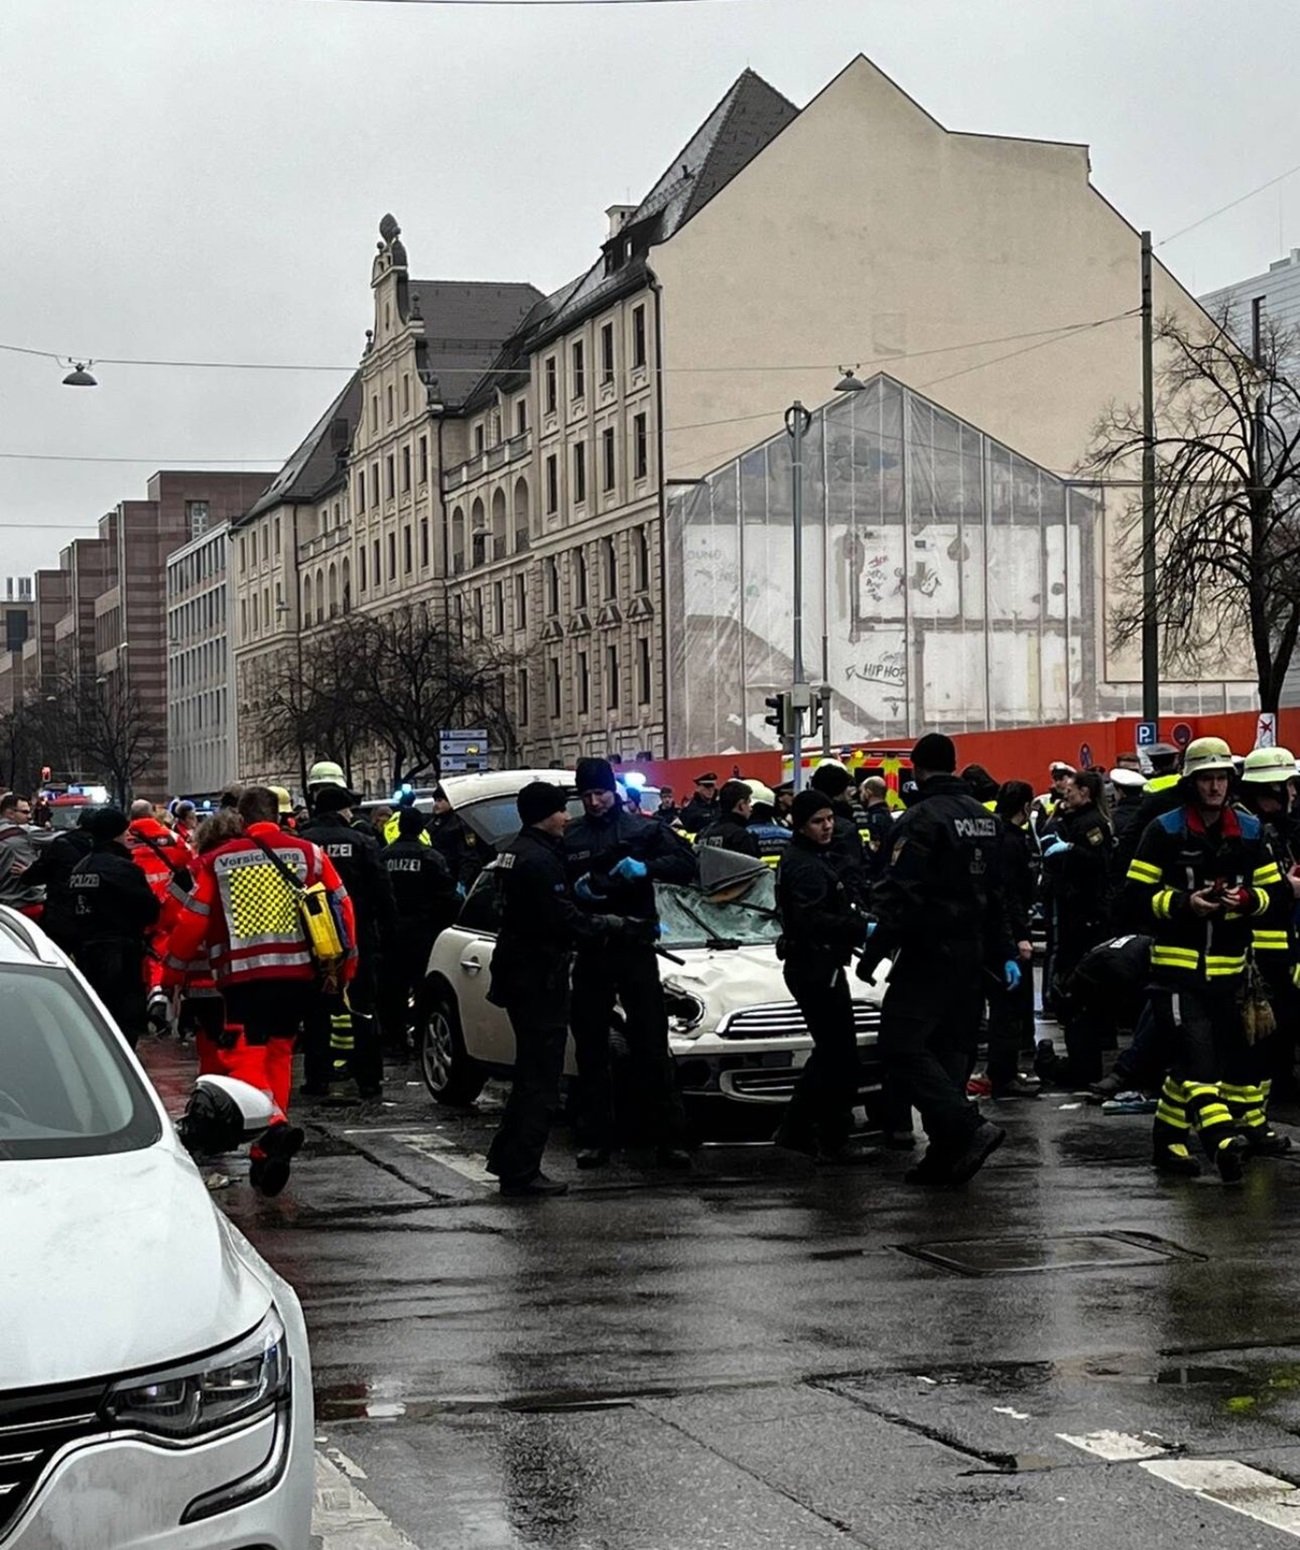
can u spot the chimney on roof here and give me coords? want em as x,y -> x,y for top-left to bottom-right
606,204 -> 637,239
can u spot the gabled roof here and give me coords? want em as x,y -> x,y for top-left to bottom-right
462,70 -> 798,410
242,372 -> 362,523
408,279 -> 544,408
622,68 -> 799,244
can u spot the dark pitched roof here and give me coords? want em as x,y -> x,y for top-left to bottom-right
409,280 -> 544,408
461,70 -> 797,411
622,68 -> 799,243
242,372 -> 362,523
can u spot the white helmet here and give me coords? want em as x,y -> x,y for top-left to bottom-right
306,759 -> 347,790
744,780 -> 776,808
1241,746 -> 1297,785
1181,736 -> 1235,778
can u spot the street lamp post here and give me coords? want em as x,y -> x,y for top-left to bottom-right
784,401 -> 812,792
783,369 -> 869,793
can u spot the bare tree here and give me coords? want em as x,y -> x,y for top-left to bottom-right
75,674 -> 160,806
340,603 -> 518,790
1086,310 -> 1300,712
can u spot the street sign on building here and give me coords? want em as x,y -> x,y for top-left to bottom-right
438,729 -> 489,774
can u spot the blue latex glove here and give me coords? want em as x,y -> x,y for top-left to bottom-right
863,920 -> 878,942
1041,836 -> 1072,858
574,874 -> 601,903
610,856 -> 648,882
1003,959 -> 1022,990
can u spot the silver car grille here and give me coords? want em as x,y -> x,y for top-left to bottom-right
717,1000 -> 881,1041
0,1384 -> 107,1535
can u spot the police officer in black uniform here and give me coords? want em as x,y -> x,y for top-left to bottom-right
428,785 -> 486,892
485,782 -> 646,1197
26,806 -> 97,950
299,784 -> 398,1098
67,807 -> 160,1046
697,779 -> 761,858
563,756 -> 694,1168
863,733 -> 1016,1185
773,789 -> 872,1162
379,805 -> 459,1050
808,763 -> 867,874
680,772 -> 720,833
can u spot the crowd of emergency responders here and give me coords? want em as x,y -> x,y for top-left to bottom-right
1,727 -> 1296,1197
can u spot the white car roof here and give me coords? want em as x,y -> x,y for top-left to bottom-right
436,769 -> 574,806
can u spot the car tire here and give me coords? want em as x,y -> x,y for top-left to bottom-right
420,985 -> 487,1107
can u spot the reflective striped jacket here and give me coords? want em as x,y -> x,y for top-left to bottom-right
161,821 -> 356,988
1124,804 -> 1284,984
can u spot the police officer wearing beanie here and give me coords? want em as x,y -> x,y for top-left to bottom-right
863,732 -> 1016,1186
773,789 -> 872,1162
807,763 -> 867,874
486,782 -> 649,1196
563,756 -> 695,1167
67,807 -> 161,1046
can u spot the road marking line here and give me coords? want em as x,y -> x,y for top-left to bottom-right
1141,1458 -> 1300,1537
401,1129 -> 495,1186
1058,1429 -> 1173,1462
314,1448 -> 419,1548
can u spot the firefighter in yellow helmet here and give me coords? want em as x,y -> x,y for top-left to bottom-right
1124,737 -> 1289,1182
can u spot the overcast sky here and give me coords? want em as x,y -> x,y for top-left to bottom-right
2,0 -> 1298,578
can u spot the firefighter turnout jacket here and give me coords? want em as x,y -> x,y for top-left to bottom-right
1124,804 -> 1285,984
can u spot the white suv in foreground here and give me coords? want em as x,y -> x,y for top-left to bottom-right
0,908 -> 314,1550
416,774 -> 883,1116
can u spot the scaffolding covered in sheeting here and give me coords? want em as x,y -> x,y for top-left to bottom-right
665,375 -> 1251,756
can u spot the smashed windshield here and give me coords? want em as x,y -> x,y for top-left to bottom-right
657,869 -> 780,951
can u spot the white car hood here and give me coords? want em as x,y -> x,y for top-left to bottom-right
0,1144 -> 271,1391
662,944 -> 885,1014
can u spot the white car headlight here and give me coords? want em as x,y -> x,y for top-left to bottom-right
105,1307 -> 289,1440
663,979 -> 707,1036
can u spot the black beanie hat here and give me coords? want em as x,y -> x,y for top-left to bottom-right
517,781 -> 568,825
810,763 -> 853,798
88,806 -> 129,842
791,789 -> 834,830
911,732 -> 957,774
574,756 -> 617,795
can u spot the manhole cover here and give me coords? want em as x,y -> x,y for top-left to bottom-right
896,1232 -> 1201,1277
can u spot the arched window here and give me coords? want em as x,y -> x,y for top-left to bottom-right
328,563 -> 339,618
341,557 -> 351,613
451,506 -> 465,574
315,568 -> 325,625
491,488 -> 507,560
470,497 -> 486,568
514,477 -> 530,552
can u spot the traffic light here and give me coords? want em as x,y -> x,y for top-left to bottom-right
764,691 -> 791,739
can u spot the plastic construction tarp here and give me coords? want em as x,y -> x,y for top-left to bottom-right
665,374 -> 1108,755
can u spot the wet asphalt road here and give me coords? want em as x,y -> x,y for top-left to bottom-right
144,1039 -> 1300,1548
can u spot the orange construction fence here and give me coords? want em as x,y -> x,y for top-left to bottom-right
631,709 -> 1299,799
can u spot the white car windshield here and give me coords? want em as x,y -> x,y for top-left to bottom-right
0,967 -> 161,1160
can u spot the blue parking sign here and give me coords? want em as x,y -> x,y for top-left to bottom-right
1136,721 -> 1158,748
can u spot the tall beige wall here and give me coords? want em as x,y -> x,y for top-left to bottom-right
654,55 -> 1204,483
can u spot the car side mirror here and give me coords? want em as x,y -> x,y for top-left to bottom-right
175,1075 -> 278,1158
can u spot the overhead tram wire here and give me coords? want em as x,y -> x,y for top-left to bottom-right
1158,158 -> 1300,248
0,310 -> 1137,468
0,312 -> 1143,384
